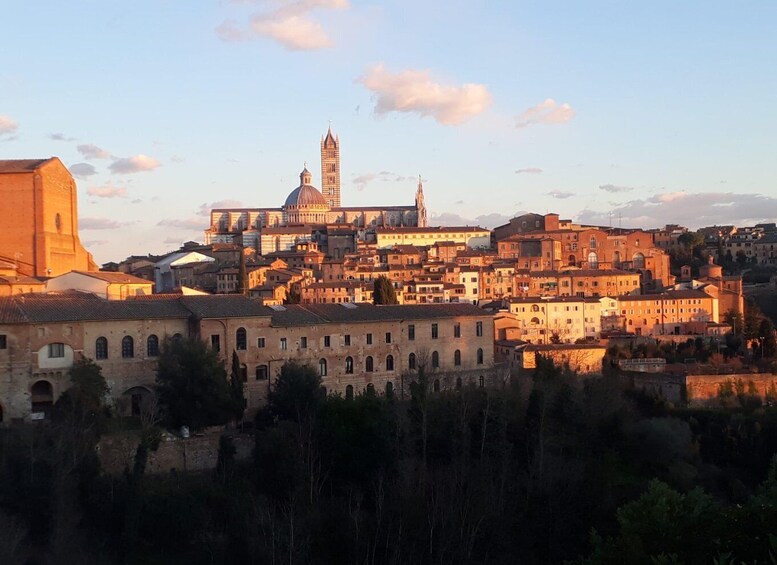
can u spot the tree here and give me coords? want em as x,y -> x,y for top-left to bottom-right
229,351 -> 246,422
758,318 -> 776,359
373,275 -> 398,305
237,250 -> 248,296
267,361 -> 325,424
156,336 -> 238,430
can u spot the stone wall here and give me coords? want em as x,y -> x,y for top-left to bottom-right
632,372 -> 777,407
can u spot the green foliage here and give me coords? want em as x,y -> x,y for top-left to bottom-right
266,361 -> 325,423
229,351 -> 246,422
155,336 -> 238,430
283,286 -> 301,304
236,249 -> 248,295
372,274 -> 399,304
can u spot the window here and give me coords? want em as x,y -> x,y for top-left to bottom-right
48,343 -> 65,358
385,332 -> 392,344
386,381 -> 394,398
236,328 -> 247,350
257,337 -> 266,348
121,336 -> 134,359
477,348 -> 484,365
0,335 -> 5,349
476,321 -> 483,337
431,323 -> 438,339
433,379 -> 440,392
173,333 -> 183,342
365,356 -> 374,372
345,356 -> 354,374
587,252 -> 599,269
280,338 -> 287,350
386,354 -> 394,371
346,385 -> 354,400
300,337 -> 307,349
456,377 -> 462,390
256,365 -> 268,380
408,324 -> 415,341
454,323 -> 461,338
454,350 -> 461,366
479,375 -> 485,388
240,364 -> 248,382
95,337 -> 108,359
633,252 -> 645,269
324,335 -> 331,347
409,352 -> 416,370
344,334 -> 351,346
319,358 -> 327,377
211,335 -> 220,352
367,333 -> 373,345
432,351 -> 439,368
147,335 -> 159,357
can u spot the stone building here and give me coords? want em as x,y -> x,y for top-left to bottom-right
0,295 -> 495,423
0,158 -> 97,277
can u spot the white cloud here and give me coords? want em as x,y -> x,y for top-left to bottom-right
87,185 -> 128,199
82,240 -> 108,247
158,218 -> 205,231
516,167 -> 543,174
216,0 -> 348,50
80,217 -> 126,230
547,190 -> 574,199
359,64 -> 492,126
70,163 -> 98,178
351,171 -> 413,191
0,115 -> 18,138
49,133 -> 75,142
599,184 -> 634,193
109,155 -> 161,174
197,200 -> 244,216
77,143 -> 112,159
430,211 -> 516,229
515,98 -> 575,128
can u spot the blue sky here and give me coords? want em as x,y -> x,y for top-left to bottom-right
2,1 -> 776,263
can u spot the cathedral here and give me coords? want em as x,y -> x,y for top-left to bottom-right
205,128 -> 427,254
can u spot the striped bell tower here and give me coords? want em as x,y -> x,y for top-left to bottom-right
320,125 -> 340,208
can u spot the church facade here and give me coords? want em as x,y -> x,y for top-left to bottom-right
204,128 -> 428,254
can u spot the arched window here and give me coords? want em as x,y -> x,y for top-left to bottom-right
433,379 -> 440,392
345,356 -> 354,374
456,377 -> 462,390
386,354 -> 394,371
365,356 -> 374,372
454,350 -> 461,366
530,317 -> 541,325
236,328 -> 247,350
568,254 -> 576,266
408,353 -> 416,370
431,351 -> 439,369
256,365 -> 269,380
31,380 -> 54,416
172,333 -> 183,342
122,336 -> 134,358
589,236 -> 597,249
346,384 -> 354,400
633,252 -> 645,269
385,381 -> 394,398
319,358 -> 327,377
147,335 -> 159,357
531,304 -> 540,312
587,252 -> 599,269
366,383 -> 375,395
95,337 -> 108,360
477,348 -> 484,365
479,375 -> 485,388
613,251 -> 621,268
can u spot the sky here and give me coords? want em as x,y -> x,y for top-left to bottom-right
2,1 -> 776,264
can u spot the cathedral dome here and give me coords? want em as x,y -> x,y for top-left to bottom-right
284,184 -> 328,207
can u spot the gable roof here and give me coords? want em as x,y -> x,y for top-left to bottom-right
0,159 -> 54,173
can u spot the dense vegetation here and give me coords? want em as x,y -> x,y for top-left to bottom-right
2,357 -> 777,563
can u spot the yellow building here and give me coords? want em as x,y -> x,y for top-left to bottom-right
497,296 -> 601,343
375,226 -> 490,250
616,289 -> 718,336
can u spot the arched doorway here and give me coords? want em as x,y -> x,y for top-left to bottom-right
31,380 -> 54,418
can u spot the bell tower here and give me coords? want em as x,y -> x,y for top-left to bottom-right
320,125 -> 340,208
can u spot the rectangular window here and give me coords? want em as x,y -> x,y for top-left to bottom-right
48,343 -> 65,358
0,335 -> 6,349
256,365 -> 268,380
476,321 -> 483,337
367,333 -> 373,345
257,337 -> 266,348
324,335 -> 331,347
431,323 -> 438,339
408,324 -> 415,341
300,337 -> 307,349
280,338 -> 287,350
211,335 -> 220,352
454,323 -> 461,338
385,332 -> 392,344
344,334 -> 351,346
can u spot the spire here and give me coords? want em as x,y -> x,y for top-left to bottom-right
322,123 -> 338,148
415,175 -> 427,227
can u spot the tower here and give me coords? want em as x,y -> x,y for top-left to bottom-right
415,175 -> 428,227
320,125 -> 340,208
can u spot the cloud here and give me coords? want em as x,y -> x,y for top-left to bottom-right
80,217 -> 126,230
0,115 -> 18,139
197,200 -> 244,216
516,167 -> 543,174
599,183 -> 634,193
351,171 -> 413,191
69,163 -> 98,178
430,211 -> 515,229
577,191 -> 777,230
216,0 -> 348,51
87,185 -> 128,199
170,155 -> 186,163
515,98 -> 575,128
547,190 -> 574,199
109,155 -> 161,174
48,132 -> 75,142
358,64 -> 492,125
157,218 -> 205,231
77,143 -> 112,159
164,237 -> 184,244
82,240 -> 108,247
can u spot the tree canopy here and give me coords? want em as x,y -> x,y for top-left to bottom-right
373,275 -> 399,305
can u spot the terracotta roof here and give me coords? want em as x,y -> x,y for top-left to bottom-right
0,159 -> 53,173
69,270 -> 152,284
618,290 -> 711,301
376,226 -> 488,234
270,302 -> 490,327
284,185 -> 328,207
0,294 -> 191,323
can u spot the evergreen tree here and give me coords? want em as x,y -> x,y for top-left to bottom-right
229,350 -> 246,422
373,275 -> 398,304
237,249 -> 248,296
